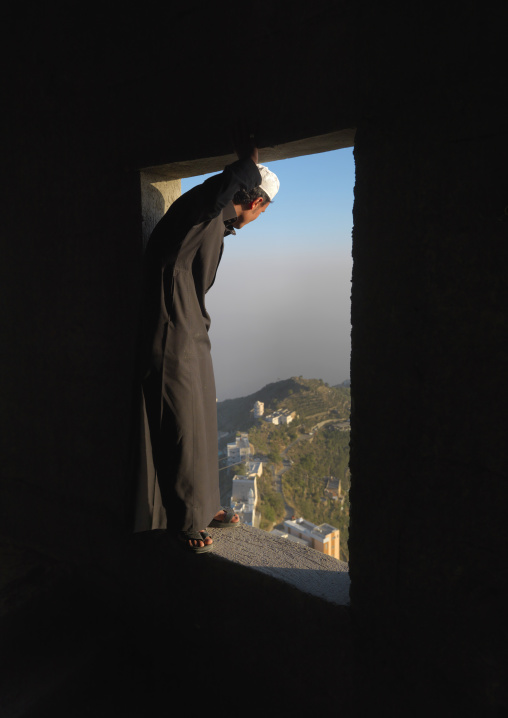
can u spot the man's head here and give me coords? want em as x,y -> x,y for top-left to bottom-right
232,164 -> 279,229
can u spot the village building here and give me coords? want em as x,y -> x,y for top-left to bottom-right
282,518 -> 340,560
264,409 -> 296,425
226,433 -> 254,465
230,474 -> 260,527
324,476 -> 342,501
253,401 -> 264,418
248,460 -> 263,477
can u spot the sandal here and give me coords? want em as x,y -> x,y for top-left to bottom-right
208,507 -> 240,528
177,529 -> 213,553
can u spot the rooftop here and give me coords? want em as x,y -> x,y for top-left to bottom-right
312,523 -> 339,537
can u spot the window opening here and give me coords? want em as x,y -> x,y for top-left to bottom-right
178,149 -> 354,562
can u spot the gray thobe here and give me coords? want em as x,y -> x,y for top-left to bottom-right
135,158 -> 262,534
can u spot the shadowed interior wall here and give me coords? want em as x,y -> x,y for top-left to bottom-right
346,11 -> 507,706
1,128 -> 144,555
350,126 -> 507,704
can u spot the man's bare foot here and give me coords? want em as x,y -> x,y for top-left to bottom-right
176,530 -> 213,551
188,531 -> 213,548
212,509 -> 239,524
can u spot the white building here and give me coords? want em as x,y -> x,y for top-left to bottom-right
253,401 -> 264,418
227,432 -> 254,464
248,460 -> 263,477
264,409 -> 295,426
230,474 -> 260,527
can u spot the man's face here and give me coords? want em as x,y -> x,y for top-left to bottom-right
232,197 -> 270,229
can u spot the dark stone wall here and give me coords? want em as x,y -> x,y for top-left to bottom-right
350,126 -> 508,710
348,8 -> 508,707
2,15 -> 148,551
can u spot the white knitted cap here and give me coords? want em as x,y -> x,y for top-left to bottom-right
257,164 -> 280,200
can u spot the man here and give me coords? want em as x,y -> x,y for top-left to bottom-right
137,133 -> 280,553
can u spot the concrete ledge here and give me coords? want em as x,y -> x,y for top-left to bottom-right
207,524 -> 350,605
0,530 -> 353,716
2,531 -> 468,716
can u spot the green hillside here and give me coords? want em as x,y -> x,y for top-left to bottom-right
218,377 -> 351,561
217,376 -> 351,432
282,427 -> 351,561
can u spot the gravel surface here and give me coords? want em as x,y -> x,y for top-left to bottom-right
207,523 -> 350,605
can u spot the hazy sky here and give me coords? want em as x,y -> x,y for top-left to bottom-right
181,148 -> 355,401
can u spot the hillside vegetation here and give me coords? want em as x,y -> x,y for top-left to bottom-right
283,427 -> 351,561
218,377 -> 351,561
217,376 -> 351,432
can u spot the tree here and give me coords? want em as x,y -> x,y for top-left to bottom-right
268,449 -> 282,465
233,463 -> 248,476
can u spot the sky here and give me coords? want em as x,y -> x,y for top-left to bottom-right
181,148 -> 355,401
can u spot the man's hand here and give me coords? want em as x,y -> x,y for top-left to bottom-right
231,119 -> 259,164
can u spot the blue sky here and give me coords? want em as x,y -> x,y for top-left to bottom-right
181,147 -> 355,400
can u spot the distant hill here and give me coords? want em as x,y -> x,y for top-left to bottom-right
217,376 -> 351,432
